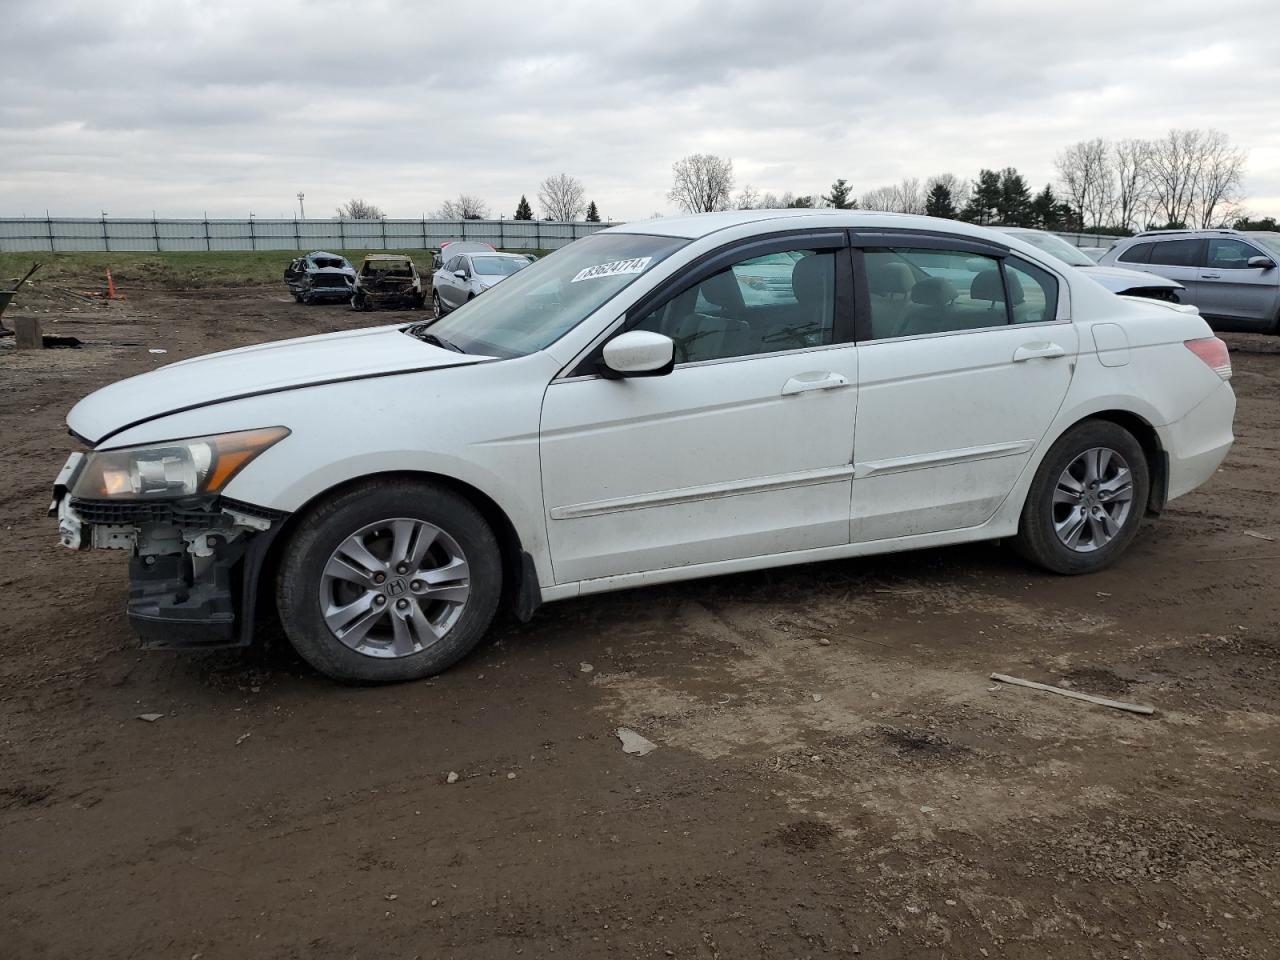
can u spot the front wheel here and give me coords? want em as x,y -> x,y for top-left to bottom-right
432,292 -> 444,317
1013,420 -> 1150,575
276,479 -> 503,683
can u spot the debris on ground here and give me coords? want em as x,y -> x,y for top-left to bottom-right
617,727 -> 658,756
234,732 -> 251,746
579,662 -> 594,673
446,771 -> 459,784
989,672 -> 1155,715
1243,530 -> 1275,542
136,713 -> 164,723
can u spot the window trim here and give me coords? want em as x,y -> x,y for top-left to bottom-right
566,229 -> 854,378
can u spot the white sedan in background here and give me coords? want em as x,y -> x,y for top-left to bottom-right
431,251 -> 532,316
52,210 -> 1235,684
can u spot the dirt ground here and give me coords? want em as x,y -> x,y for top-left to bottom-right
2,279 -> 1278,960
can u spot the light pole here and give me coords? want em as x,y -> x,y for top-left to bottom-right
297,191 -> 306,220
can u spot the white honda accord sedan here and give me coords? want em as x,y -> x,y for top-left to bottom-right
51,211 -> 1236,683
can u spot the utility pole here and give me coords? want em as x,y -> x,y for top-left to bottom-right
297,191 -> 306,219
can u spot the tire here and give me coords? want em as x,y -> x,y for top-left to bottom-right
432,292 -> 444,317
351,292 -> 368,312
1013,420 -> 1150,575
276,479 -> 503,683
293,291 -> 304,303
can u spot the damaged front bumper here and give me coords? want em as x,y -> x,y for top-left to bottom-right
51,455 -> 287,649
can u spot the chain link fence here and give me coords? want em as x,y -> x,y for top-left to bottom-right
0,217 -> 610,253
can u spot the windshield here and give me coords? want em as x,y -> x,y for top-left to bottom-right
421,232 -> 687,358
1011,231 -> 1095,267
1248,233 -> 1280,258
472,256 -> 527,277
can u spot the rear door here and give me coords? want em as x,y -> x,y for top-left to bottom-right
1142,238 -> 1206,293
1197,237 -> 1277,323
852,235 -> 1077,541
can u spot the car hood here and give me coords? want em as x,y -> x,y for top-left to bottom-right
68,325 -> 490,445
1080,264 -> 1184,292
308,266 -> 356,277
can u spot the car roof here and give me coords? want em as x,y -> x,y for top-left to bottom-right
463,251 -> 527,258
363,254 -> 413,261
603,208 -> 1019,245
306,251 -> 347,260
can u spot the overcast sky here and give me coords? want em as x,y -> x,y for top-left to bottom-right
4,0 -> 1280,221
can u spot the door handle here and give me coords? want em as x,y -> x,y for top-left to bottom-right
781,371 -> 851,396
1012,342 -> 1066,362
1200,273 -> 1221,279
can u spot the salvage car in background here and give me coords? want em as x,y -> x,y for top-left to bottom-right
995,228 -> 1185,303
1099,229 -> 1280,333
351,254 -> 425,311
431,251 -> 532,316
51,210 -> 1235,684
431,241 -> 495,272
283,251 -> 356,304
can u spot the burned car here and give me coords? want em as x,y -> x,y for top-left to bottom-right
283,251 -> 356,304
351,255 -> 426,311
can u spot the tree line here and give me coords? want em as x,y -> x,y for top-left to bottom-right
336,174 -> 603,224
668,129 -> 1253,235
334,128 -> 1252,234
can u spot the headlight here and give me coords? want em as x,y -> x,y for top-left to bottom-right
71,427 -> 290,500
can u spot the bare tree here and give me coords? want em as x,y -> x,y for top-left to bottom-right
1113,138 -> 1152,232
668,154 -> 734,213
1146,129 -> 1205,227
758,191 -> 784,208
537,173 -> 587,221
1056,138 -> 1114,229
1193,130 -> 1247,228
859,178 -> 925,214
434,194 -> 490,220
336,198 -> 385,219
734,185 -> 760,210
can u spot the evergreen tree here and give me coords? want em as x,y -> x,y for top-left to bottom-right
822,178 -> 856,210
585,200 -> 600,222
961,169 -> 1002,224
925,182 -> 957,219
1031,185 -> 1071,229
787,195 -> 815,208
997,167 -> 1032,226
514,195 -> 534,221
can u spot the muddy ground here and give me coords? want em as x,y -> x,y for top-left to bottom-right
1,280 -> 1278,959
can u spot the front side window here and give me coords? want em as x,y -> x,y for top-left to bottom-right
1148,239 -> 1203,267
418,232 -> 688,358
1206,238 -> 1262,269
631,247 -> 836,364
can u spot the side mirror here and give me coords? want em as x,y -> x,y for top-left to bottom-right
453,269 -> 468,279
1247,256 -> 1275,270
599,330 -> 675,378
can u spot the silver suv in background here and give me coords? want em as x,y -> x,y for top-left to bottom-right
1100,229 -> 1280,333
995,228 -> 1185,303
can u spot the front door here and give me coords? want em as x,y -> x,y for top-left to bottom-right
1196,237 -> 1277,324
853,240 -> 1077,541
539,237 -> 859,584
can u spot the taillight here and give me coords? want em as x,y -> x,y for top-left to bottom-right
1185,337 -> 1231,380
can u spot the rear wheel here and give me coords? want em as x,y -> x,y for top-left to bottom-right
1014,420 -> 1150,575
276,479 -> 502,683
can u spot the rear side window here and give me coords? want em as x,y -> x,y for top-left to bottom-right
864,247 -> 1008,339
1117,242 -> 1154,264
1148,239 -> 1203,267
1206,238 -> 1261,269
1004,257 -> 1059,324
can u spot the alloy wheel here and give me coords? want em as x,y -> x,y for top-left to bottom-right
1052,447 -> 1135,553
318,518 -> 470,658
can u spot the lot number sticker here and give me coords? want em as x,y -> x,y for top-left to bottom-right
570,257 -> 652,283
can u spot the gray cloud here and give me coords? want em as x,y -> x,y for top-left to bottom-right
3,0 -> 1279,219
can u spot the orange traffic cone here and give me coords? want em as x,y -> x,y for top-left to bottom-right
105,268 -> 123,301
